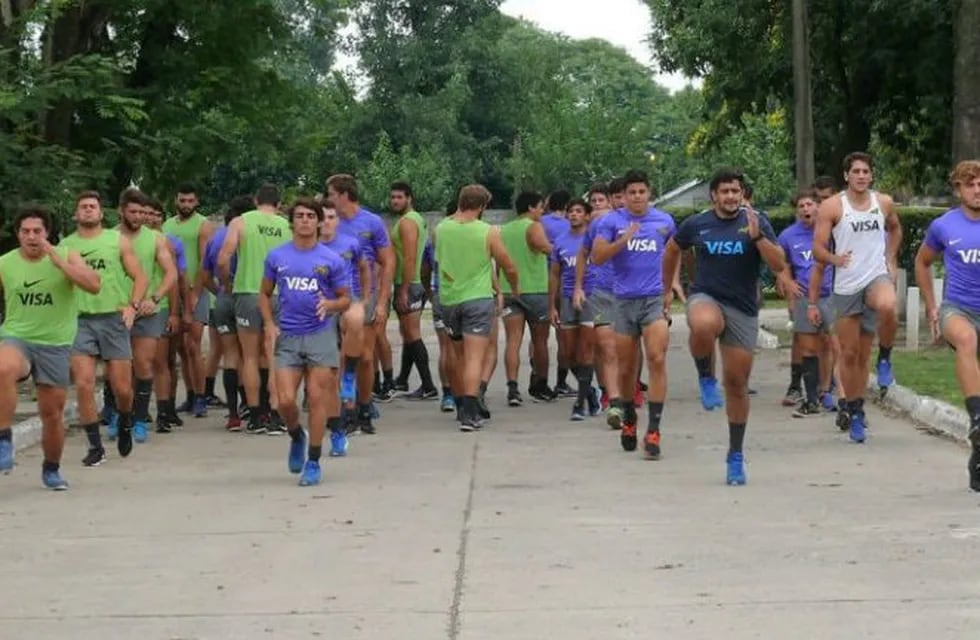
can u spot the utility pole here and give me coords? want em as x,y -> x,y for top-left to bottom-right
792,0 -> 815,188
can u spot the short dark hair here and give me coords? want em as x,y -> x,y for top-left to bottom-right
255,183 -> 281,207
567,198 -> 592,215
226,195 -> 253,225
546,189 -> 571,213
843,151 -> 873,173
75,190 -> 101,207
458,184 -> 491,211
812,175 -> 837,192
288,197 -> 323,223
14,205 -> 52,233
326,174 -> 359,202
119,187 -> 146,209
791,188 -> 818,207
709,168 -> 745,192
515,190 -> 544,214
145,197 -> 165,213
742,183 -> 754,200
623,170 -> 650,189
390,181 -> 413,199
588,182 -> 609,198
608,177 -> 626,195
176,182 -> 198,196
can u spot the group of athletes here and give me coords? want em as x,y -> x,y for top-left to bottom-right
2,154 -> 980,491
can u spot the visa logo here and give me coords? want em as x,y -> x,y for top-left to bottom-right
18,292 -> 54,306
850,219 -> 880,232
563,256 -> 576,268
627,238 -> 658,252
284,276 -> 319,291
957,249 -> 980,264
800,250 -> 813,262
705,241 -> 744,255
85,258 -> 107,270
258,225 -> 284,237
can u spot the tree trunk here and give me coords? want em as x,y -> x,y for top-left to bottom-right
791,0 -> 815,189
953,0 -> 980,162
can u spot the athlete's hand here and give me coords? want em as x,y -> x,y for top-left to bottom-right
927,306 -> 941,343
887,260 -> 899,282
572,287 -> 586,311
779,272 -> 803,300
264,323 -> 279,343
373,300 -> 389,328
396,285 -> 409,315
745,207 -> 760,239
807,303 -> 822,327
550,307 -> 560,328
495,292 -> 504,315
166,314 -> 180,335
662,289 -> 674,318
834,250 -> 853,268
315,293 -> 333,321
119,305 -> 135,330
182,309 -> 193,331
137,299 -> 157,317
622,222 -> 640,242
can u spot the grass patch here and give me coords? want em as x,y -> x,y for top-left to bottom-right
888,348 -> 961,407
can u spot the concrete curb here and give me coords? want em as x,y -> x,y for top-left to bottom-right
12,415 -> 43,453
757,327 -> 781,349
868,374 -> 969,443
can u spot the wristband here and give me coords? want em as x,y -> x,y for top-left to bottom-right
751,234 -> 764,243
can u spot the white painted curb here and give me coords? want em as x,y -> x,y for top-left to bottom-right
868,374 -> 969,443
757,327 -> 781,350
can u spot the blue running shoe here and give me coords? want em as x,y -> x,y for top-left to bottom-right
340,370 -> 357,403
369,401 -> 380,420
587,386 -> 601,417
107,411 -> 119,441
699,377 -> 723,411
726,451 -> 746,486
570,402 -> 586,421
820,391 -> 837,412
288,432 -> 306,474
440,393 -> 456,413
849,412 -> 867,444
876,359 -> 895,387
299,460 -> 322,486
100,403 -> 114,426
330,429 -> 349,457
42,468 -> 69,491
0,438 -> 14,473
192,395 -> 208,418
132,421 -> 148,444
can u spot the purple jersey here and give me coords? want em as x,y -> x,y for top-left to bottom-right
596,208 -> 676,299
263,242 -> 349,336
583,212 -> 616,292
541,212 -> 571,244
337,207 -> 390,294
167,235 -> 187,275
777,221 -> 832,298
924,207 -> 980,311
202,226 -> 237,292
552,229 -> 593,297
423,239 -> 438,292
321,233 -> 362,298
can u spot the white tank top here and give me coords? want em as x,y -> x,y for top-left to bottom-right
831,191 -> 888,295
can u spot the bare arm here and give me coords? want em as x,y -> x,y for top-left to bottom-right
149,235 -> 177,302
548,261 -> 561,321
915,243 -> 940,313
398,218 -> 418,289
53,249 -> 101,294
526,222 -> 552,256
812,198 -> 842,266
318,286 -> 351,316
375,243 -> 395,308
217,217 -> 243,291
119,235 -> 149,303
257,277 -> 277,330
661,239 -> 682,298
357,258 -> 371,300
488,227 -> 519,294
198,221 -> 214,270
881,194 -> 902,269
574,244 -> 588,292
591,222 -> 637,265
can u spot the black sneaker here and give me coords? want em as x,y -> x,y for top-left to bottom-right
155,418 -> 172,434
175,398 -> 193,413
82,447 -> 106,467
117,422 -> 133,458
164,411 -> 184,428
836,407 -> 851,432
357,408 -> 376,435
374,381 -> 396,403
792,401 -> 822,418
507,386 -> 523,407
476,394 -> 491,420
245,416 -> 266,435
206,395 -> 226,408
621,423 -> 638,452
265,412 -> 286,436
554,382 -> 576,398
529,384 -> 557,403
393,380 -> 410,394
970,448 -> 980,492
782,386 -> 803,407
404,386 -> 439,401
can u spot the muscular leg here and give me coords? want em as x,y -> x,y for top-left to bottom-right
37,384 -> 68,471
503,313 -> 526,384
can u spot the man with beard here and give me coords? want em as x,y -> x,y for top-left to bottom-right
164,183 -> 214,418
0,207 -> 101,489
60,190 -> 148,463
110,191 -> 179,446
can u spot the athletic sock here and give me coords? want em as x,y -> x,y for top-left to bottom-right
790,362 -> 803,390
576,366 -> 593,405
801,356 -> 820,404
396,345 -> 413,385
133,378 -> 153,422
222,369 -> 239,417
344,356 -> 360,376
308,445 -> 322,462
411,340 -> 436,390
557,367 -> 569,387
694,356 -> 712,379
259,368 -> 270,413
877,345 -> 892,363
728,422 -> 746,454
647,402 -> 664,432
83,422 -> 103,449
204,376 -> 215,398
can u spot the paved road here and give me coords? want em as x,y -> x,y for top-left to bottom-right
1,320 -> 977,639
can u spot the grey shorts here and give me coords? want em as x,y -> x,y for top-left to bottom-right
443,298 -> 496,341
212,293 -> 237,335
234,294 -> 279,331
590,289 -> 618,328
275,326 -> 340,369
3,337 -> 71,387
71,313 -> 133,360
357,293 -> 378,325
615,296 -> 666,337
131,308 -> 167,339
560,296 -> 594,328
687,293 -> 759,351
192,291 -> 211,325
501,293 -> 550,324
940,301 -> 980,334
431,294 -> 446,332
832,275 -> 890,335
792,297 -> 833,335
395,283 -> 427,316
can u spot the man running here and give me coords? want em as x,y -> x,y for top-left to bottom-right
259,198 -> 350,486
61,190 -> 149,463
326,174 -> 395,435
500,191 -> 553,405
165,183 -> 214,418
219,183 -> 293,435
117,192 -> 179,442
915,159 -> 980,490
389,181 -> 438,399
550,198 -> 601,421
197,195 -> 253,431
0,207 -> 101,489
434,185 -> 519,431
592,171 -> 676,458
661,168 -> 789,485
540,190 -> 574,396
778,189 -> 836,417
811,152 -> 901,444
